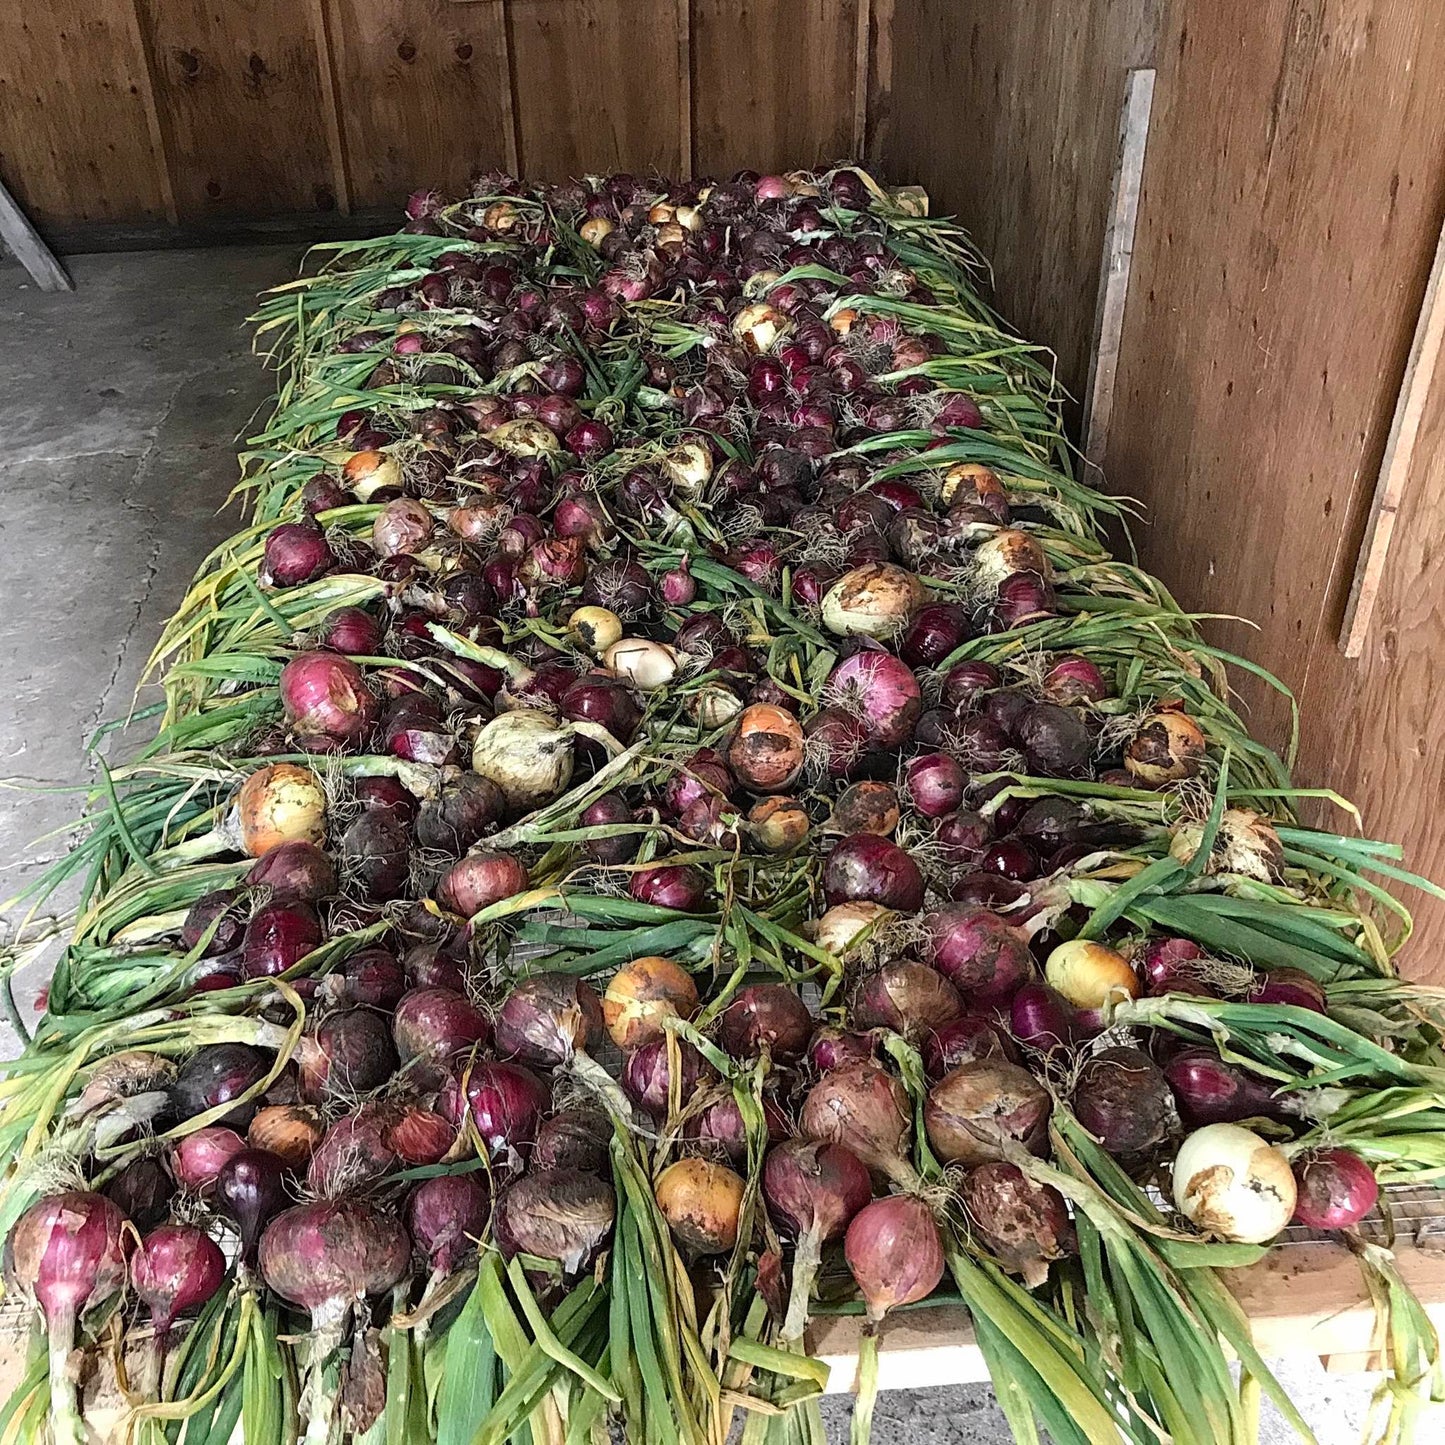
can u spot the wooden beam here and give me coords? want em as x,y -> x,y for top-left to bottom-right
676,0 -> 694,177
1082,66 -> 1156,471
308,0 -> 354,215
1339,212 -> 1445,658
123,0 -> 180,226
852,0 -> 873,160
0,180 -> 73,292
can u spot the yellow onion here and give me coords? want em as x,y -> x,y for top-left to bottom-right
568,605 -> 623,656
247,1104 -> 324,1170
1125,708 -> 1207,784
602,956 -> 698,1050
972,529 -> 1049,587
486,418 -> 561,456
480,201 -> 519,233
941,461 -> 1005,508
603,638 -> 681,692
727,703 -> 805,793
821,563 -> 926,639
1169,808 -> 1284,883
812,900 -> 892,960
237,764 -> 327,857
748,796 -> 810,854
647,201 -> 676,225
732,302 -> 792,354
661,440 -> 713,496
471,710 -> 574,811
342,449 -> 401,500
1044,940 -> 1139,1012
655,1158 -> 745,1255
579,216 -> 614,247
1172,1123 -> 1296,1243
674,204 -> 703,232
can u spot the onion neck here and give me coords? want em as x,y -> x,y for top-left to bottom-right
568,1049 -> 635,1124
850,1326 -> 881,1445
46,1309 -> 83,1445
782,1227 -> 824,1347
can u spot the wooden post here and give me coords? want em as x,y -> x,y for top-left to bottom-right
1082,67 -> 1155,472
1338,214 -> 1445,658
0,181 -> 72,292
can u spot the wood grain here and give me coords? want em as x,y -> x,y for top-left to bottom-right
0,1 -> 167,224
506,0 -> 687,179
690,0 -> 863,177
1101,1 -> 1445,976
325,0 -> 512,208
136,0 -> 335,217
877,0 -> 1163,408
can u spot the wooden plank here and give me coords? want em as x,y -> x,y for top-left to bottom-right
1339,214 -> 1445,657
325,0 -> 513,209
0,180 -> 74,291
308,0 -> 354,214
875,0 -> 1163,412
507,0 -> 686,179
690,0 -> 862,178
809,1239 -> 1445,1393
862,0 -> 895,170
135,0 -> 335,218
1082,67 -> 1155,471
0,1 -> 168,225
122,0 -> 179,225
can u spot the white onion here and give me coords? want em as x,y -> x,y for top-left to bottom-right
661,440 -> 713,496
811,900 -> 892,959
471,710 -> 575,810
971,529 -> 1049,588
603,638 -> 680,692
486,419 -> 561,456
688,684 -> 743,728
1172,1123 -> 1297,1244
820,563 -> 926,639
732,302 -> 792,354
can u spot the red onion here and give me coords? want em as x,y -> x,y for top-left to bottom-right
924,1059 -> 1051,1165
393,986 -> 490,1086
130,1224 -> 225,1335
807,1026 -> 875,1074
566,418 -> 614,458
494,973 -> 604,1070
844,1194 -> 944,1324
580,556 -> 654,619
827,651 -> 921,746
320,606 -> 384,655
280,651 -> 378,745
170,1043 -> 272,1128
437,847 -> 529,916
1139,936 -> 1209,995
1249,967 -> 1327,1014
623,1037 -> 715,1120
718,983 -> 813,1063
246,841 -> 335,902
850,960 -> 962,1041
306,1108 -> 399,1196
1292,1148 -> 1379,1230
660,555 -> 697,605
961,1163 -> 1073,1288
1009,982 -> 1079,1051
181,889 -> 245,957
407,1174 -> 490,1275
214,1149 -> 288,1264
936,810 -> 992,866
921,907 -> 1033,1001
534,1108 -> 611,1174
1042,654 -> 1109,705
296,1007 -> 398,1104
823,834 -> 925,911
104,1157 -> 174,1233
923,1014 -> 1018,1078
439,1060 -> 550,1171
630,863 -> 708,912
494,1169 -> 616,1275
1072,1046 -> 1176,1159
561,674 -> 642,743
904,753 -> 966,818
800,1060 -> 917,1189
170,1126 -> 248,1193
340,811 -> 411,900
415,774 -> 506,855
263,522 -> 333,587
1164,1048 -> 1294,1128
941,660 -> 1001,711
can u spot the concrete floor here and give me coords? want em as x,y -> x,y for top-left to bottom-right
0,248 -> 1377,1443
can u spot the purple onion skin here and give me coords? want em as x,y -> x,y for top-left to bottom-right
580,792 -> 638,864
181,889 -> 245,956
214,1149 -> 289,1265
493,973 -> 604,1069
630,863 -> 709,912
170,1044 -> 272,1129
763,1139 -> 872,1244
246,841 -> 336,901
850,960 -> 963,1041
924,1014 -> 1018,1078
1139,936 -> 1207,994
392,987 -> 491,1086
534,1109 -> 611,1174
623,1038 -> 715,1120
1292,1149 -> 1379,1230
242,899 -> 323,980
807,1026 -> 875,1074
922,908 -> 1034,1001
327,949 -> 407,1010
493,1169 -> 616,1276
1163,1048 -> 1294,1128
170,1127 -> 248,1193
1071,1047 -> 1175,1159
130,1224 -> 226,1332
823,834 -> 925,911
1009,983 -> 1079,1052
718,984 -> 813,1064
4,1191 -> 130,1323
440,1061 -> 550,1169
904,753 -> 967,819
104,1156 -> 175,1233
799,1061 -> 913,1186
300,1008 -> 399,1104
843,1195 -> 945,1321
258,1199 -> 411,1315
960,1163 -> 1074,1289
406,1174 -> 490,1274
307,1109 -> 399,1196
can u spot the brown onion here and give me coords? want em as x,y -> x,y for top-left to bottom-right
924,1060 -> 1051,1166
961,1162 -> 1074,1288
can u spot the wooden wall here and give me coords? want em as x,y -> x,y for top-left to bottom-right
0,0 -> 876,233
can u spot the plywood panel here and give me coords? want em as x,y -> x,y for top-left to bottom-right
508,0 -> 687,180
0,2 -> 166,224
137,0 -> 334,217
326,0 -> 514,208
691,0 -> 862,177
879,0 -> 1161,407
1102,1 -> 1445,977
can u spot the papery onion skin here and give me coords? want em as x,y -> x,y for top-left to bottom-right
843,1195 -> 944,1321
471,710 -> 575,811
924,1014 -> 1017,1078
717,983 -> 813,1063
924,1060 -> 1051,1166
392,987 -> 491,1086
654,1158 -> 745,1255
534,1108 -> 611,1174
821,563 -> 925,639
494,1168 -> 615,1275
1291,1148 -> 1379,1231
439,1060 -> 550,1169
800,1060 -> 914,1187
493,973 -> 604,1069
170,1127 -> 248,1193
602,956 -> 698,1050
258,1199 -> 411,1313
1172,1123 -> 1296,1244
762,1138 -> 871,1244
280,651 -> 378,745
1072,1047 -> 1176,1160
823,834 -> 925,911
5,1191 -> 131,1322
727,704 -> 806,793
960,1163 -> 1074,1289
849,960 -> 962,1041
238,763 -> 327,857
248,1104 -> 324,1169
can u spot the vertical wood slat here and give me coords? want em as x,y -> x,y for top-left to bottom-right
497,0 -> 521,176
852,0 -> 872,160
1082,66 -> 1154,471
123,0 -> 179,224
677,0 -> 693,177
307,0 -> 353,213
1338,213 -> 1445,657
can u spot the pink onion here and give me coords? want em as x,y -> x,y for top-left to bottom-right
130,1224 -> 225,1334
1292,1148 -> 1379,1230
280,651 -> 378,745
844,1194 -> 944,1322
718,984 -> 813,1063
921,907 -> 1033,1000
827,651 -> 921,747
904,753 -> 966,818
407,1174 -> 490,1275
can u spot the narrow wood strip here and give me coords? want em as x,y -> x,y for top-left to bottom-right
497,0 -> 522,177
1339,213 -> 1445,657
1083,66 -> 1155,472
852,0 -> 873,160
124,0 -> 180,226
677,0 -> 694,176
0,181 -> 73,291
308,0 -> 354,214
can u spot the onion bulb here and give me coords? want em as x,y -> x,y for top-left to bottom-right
568,605 -> 623,656
1044,939 -> 1139,1016
727,703 -> 805,793
603,637 -> 681,691
821,563 -> 925,639
654,1158 -> 745,1255
1125,708 -> 1206,784
1172,1123 -> 1296,1243
661,440 -> 713,496
1291,1148 -> 1379,1231
237,763 -> 327,857
602,956 -> 698,1050
471,710 -> 574,811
